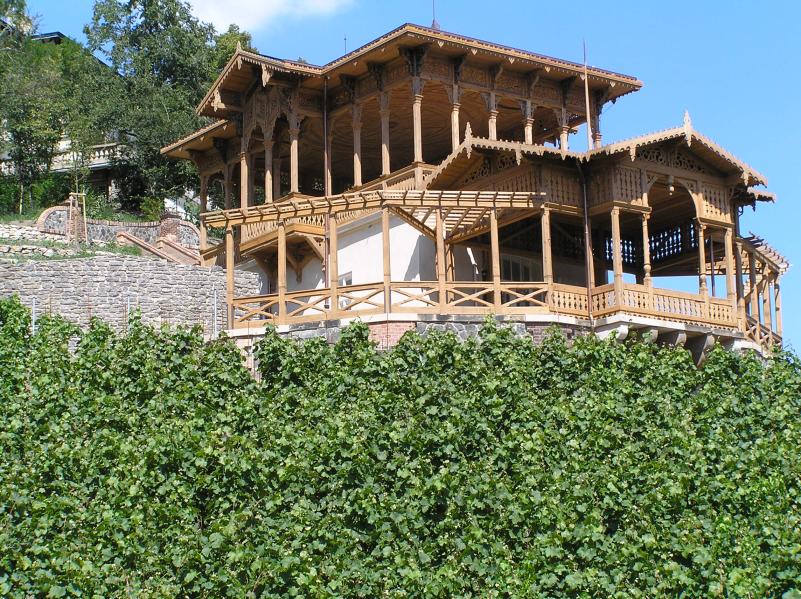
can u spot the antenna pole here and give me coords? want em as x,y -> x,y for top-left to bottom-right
583,39 -> 593,150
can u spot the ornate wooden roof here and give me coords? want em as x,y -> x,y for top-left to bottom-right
589,112 -> 767,187
195,23 -> 642,118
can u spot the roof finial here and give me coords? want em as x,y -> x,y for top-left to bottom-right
431,0 -> 441,30
464,121 -> 472,143
236,40 -> 242,52
683,110 -> 692,145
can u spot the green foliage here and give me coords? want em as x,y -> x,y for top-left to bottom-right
0,299 -> 799,596
139,195 -> 165,221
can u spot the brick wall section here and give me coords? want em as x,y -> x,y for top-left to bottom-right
0,255 -> 260,332
368,321 -> 417,349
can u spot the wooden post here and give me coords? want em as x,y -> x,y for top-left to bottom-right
289,124 -> 300,193
382,207 -> 391,312
697,222 -> 708,295
412,78 -> 424,163
734,239 -> 746,330
541,206 -> 553,284
223,164 -> 232,210
329,214 -> 339,317
762,266 -> 772,339
436,208 -> 446,309
697,223 -> 709,318
748,251 -> 760,343
774,277 -> 782,338
641,213 -> 651,286
611,207 -> 624,302
325,130 -> 333,196
263,140 -> 273,203
352,103 -> 362,188
724,227 -> 736,316
225,226 -> 235,328
198,175 -> 208,251
379,92 -> 391,176
490,208 -> 501,309
450,101 -> 461,152
277,221 -> 287,323
522,100 -> 534,144
239,151 -> 250,208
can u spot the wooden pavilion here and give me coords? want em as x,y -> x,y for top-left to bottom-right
162,23 -> 786,354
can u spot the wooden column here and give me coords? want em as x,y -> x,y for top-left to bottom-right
412,78 -> 424,163
774,277 -> 783,338
225,226 -> 234,328
724,227 -> 736,312
734,239 -> 746,329
611,208 -> 624,299
541,206 -> 553,285
223,165 -> 232,210
329,214 -> 339,317
379,92 -> 391,176
277,221 -> 287,323
436,209 -> 446,309
263,140 -> 274,203
559,127 -> 569,151
382,207 -> 391,312
490,208 -> 501,309
747,251 -> 760,343
522,100 -> 534,145
198,175 -> 208,251
641,212 -> 652,288
761,267 -> 772,337
697,222 -> 708,296
289,123 -> 300,193
352,103 -> 362,187
325,129 -> 333,196
239,151 -> 251,208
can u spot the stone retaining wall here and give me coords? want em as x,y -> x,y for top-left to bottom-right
36,205 -> 200,248
0,255 -> 260,332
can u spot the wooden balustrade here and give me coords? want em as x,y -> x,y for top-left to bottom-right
590,283 -> 736,327
230,280 -> 742,331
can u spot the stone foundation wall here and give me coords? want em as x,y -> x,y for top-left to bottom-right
236,317 -> 588,351
0,255 -> 260,332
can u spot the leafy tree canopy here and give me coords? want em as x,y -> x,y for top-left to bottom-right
0,295 -> 799,597
1,0 -> 257,214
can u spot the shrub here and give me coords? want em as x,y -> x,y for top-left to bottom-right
0,297 -> 799,597
140,196 -> 164,221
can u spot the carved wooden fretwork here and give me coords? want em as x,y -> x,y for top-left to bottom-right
400,46 -> 427,77
461,158 -> 491,186
637,146 -> 709,175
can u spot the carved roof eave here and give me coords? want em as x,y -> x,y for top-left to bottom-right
196,50 -> 320,117
589,123 -> 768,187
426,134 -> 584,189
742,233 -> 789,274
196,24 -> 642,118
160,119 -> 232,158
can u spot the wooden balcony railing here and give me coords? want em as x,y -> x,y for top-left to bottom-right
590,283 -> 736,327
231,280 -> 748,338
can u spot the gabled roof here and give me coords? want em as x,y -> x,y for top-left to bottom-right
196,23 -> 642,117
426,125 -> 582,189
160,120 -> 236,160
743,233 -> 789,274
590,112 -> 767,187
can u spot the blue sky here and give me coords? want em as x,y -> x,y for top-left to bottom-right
27,0 -> 801,348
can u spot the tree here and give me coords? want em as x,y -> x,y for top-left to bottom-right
84,0 -> 220,211
0,22 -> 64,212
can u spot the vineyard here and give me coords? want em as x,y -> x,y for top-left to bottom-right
0,295 -> 799,597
